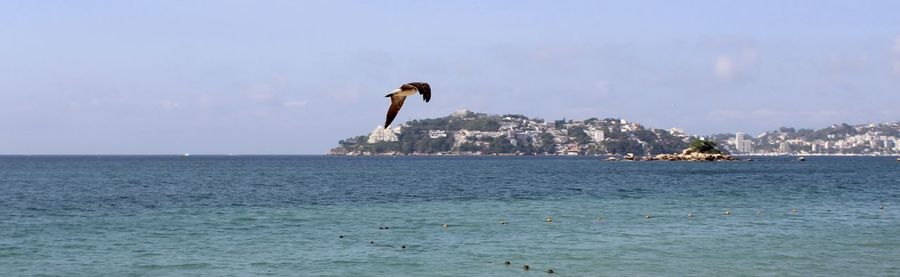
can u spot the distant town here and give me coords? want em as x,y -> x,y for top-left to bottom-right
330,110 -> 900,156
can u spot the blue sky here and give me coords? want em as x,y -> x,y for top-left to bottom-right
2,1 -> 899,154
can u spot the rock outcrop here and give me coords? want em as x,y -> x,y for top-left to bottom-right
650,147 -> 736,161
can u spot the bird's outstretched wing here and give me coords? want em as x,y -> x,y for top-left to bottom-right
405,82 -> 431,102
385,95 -> 407,128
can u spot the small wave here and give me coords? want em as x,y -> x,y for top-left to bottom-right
136,262 -> 213,270
233,217 -> 258,222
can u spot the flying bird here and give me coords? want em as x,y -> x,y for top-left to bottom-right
383,82 -> 431,128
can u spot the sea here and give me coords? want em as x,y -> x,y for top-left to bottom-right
1,156 -> 898,276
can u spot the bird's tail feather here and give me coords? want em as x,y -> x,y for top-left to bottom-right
385,88 -> 401,97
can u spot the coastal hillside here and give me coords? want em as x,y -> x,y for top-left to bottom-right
707,122 -> 900,155
330,110 -> 690,156
331,110 -> 900,156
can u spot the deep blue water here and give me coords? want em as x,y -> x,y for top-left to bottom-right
1,156 -> 898,276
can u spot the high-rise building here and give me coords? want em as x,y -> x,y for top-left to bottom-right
735,132 -> 754,153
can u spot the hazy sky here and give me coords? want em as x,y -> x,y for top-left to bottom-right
2,1 -> 899,154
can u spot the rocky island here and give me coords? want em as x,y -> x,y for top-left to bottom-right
650,140 -> 736,161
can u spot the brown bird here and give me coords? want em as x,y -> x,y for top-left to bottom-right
383,82 -> 431,128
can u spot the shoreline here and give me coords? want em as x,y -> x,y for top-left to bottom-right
327,153 -> 900,157
1,153 -> 896,158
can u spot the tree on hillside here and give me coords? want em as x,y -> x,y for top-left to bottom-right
634,130 -> 657,143
501,114 -> 529,120
485,135 -> 516,154
569,127 -> 592,145
458,142 -> 480,153
651,131 -> 689,154
603,139 -> 645,155
539,133 -> 557,154
516,136 -> 536,155
690,140 -> 722,154
554,120 -> 566,129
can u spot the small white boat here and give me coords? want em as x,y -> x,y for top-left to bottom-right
797,156 -> 806,161
183,153 -> 190,157
607,157 -> 618,161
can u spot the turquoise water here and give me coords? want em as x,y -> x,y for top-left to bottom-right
1,156 -> 898,276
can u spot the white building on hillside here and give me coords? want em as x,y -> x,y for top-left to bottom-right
588,129 -> 605,142
368,126 -> 400,143
452,109 -> 471,118
428,130 -> 448,138
735,132 -> 754,153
